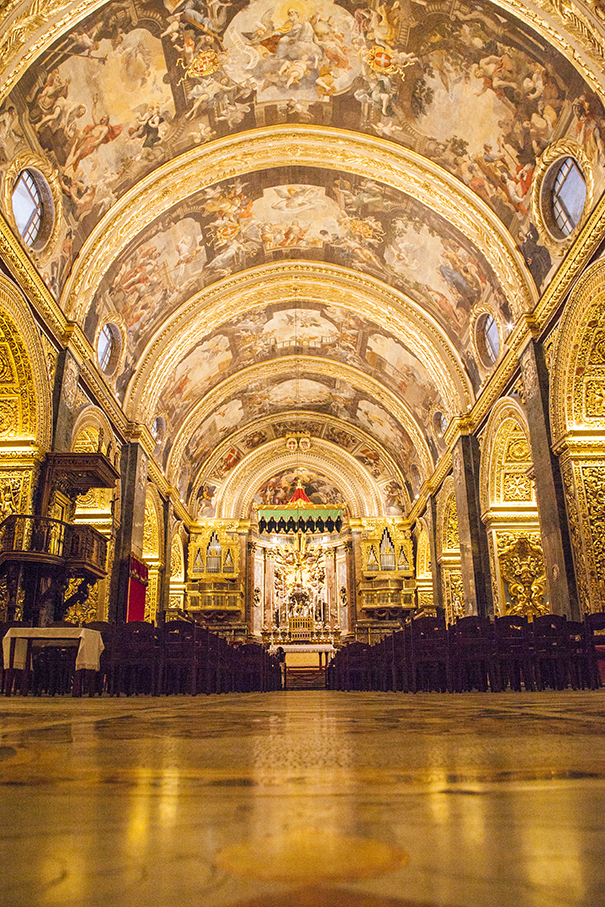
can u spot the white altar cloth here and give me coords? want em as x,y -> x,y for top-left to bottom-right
3,627 -> 104,671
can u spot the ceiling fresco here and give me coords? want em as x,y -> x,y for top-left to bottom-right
1,0 -> 603,518
87,168 -> 503,398
175,368 -> 420,500
2,0 -> 604,301
190,415 -> 409,519
140,300 -> 448,451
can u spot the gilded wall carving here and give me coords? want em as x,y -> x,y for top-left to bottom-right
498,535 -> 548,619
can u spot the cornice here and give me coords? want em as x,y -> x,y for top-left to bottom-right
533,191 -> 605,333
61,127 -> 536,325
0,213 -> 66,344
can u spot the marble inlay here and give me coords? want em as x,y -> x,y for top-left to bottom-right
2,691 -> 605,907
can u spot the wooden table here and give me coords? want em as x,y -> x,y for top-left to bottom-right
3,627 -> 105,697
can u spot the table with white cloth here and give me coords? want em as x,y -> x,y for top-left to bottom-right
2,627 -> 105,696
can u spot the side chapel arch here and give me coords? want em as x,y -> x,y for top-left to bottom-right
0,273 -> 52,523
550,258 -> 605,612
480,397 -> 547,618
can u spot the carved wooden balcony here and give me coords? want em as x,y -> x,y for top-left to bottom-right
0,515 -> 107,578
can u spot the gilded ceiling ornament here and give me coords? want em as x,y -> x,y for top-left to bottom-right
127,262 -> 471,424
61,128 -> 534,325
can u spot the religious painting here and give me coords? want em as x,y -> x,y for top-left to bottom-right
2,0 -> 604,307
253,468 -> 346,507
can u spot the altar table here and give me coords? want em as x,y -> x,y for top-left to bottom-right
3,627 -> 104,697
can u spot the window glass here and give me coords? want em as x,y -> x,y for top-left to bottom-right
12,170 -> 42,246
552,157 -> 586,237
483,315 -> 500,363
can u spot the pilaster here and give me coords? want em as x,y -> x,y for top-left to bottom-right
520,341 -> 579,619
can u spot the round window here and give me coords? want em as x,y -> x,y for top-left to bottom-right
476,313 -> 500,367
97,323 -> 121,375
11,169 -> 53,248
547,157 -> 586,239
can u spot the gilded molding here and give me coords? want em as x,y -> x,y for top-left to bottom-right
166,355 -> 434,485
127,262 -> 473,424
61,128 -> 536,325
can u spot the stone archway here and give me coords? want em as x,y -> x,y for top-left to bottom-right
479,397 -> 547,619
550,259 -> 605,612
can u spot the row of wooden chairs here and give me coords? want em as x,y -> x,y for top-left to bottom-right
326,613 -> 605,693
1,620 -> 282,696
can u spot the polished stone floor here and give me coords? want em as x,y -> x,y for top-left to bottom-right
2,691 -> 605,907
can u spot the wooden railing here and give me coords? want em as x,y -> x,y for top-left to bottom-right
0,515 -> 107,576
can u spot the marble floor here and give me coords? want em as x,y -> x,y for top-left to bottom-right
1,691 -> 605,907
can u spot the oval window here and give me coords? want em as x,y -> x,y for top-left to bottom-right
11,169 -> 53,247
476,313 -> 500,367
549,157 -> 586,238
97,323 -> 121,375
151,416 -> 165,445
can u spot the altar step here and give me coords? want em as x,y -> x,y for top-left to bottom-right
285,666 -> 326,690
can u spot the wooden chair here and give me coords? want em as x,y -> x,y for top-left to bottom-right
112,621 -> 160,696
450,616 -> 495,692
565,621 -> 592,690
406,617 -> 450,693
390,630 -> 408,692
584,612 -> 605,689
492,615 -> 534,691
343,641 -> 371,691
532,614 -> 570,690
159,620 -> 197,695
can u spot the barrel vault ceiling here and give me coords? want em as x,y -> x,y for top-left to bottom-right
1,0 -> 605,520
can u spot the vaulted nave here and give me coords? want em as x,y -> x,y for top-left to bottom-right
4,0 -> 605,903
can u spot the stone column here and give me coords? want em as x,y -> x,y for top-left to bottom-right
110,443 -> 148,622
452,435 -> 494,617
427,496 -> 444,612
520,342 -> 579,619
345,532 -> 360,636
51,350 -> 80,453
246,537 -> 255,635
157,496 -> 174,625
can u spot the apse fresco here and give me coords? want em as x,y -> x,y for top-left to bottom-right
2,0 -> 604,301
253,469 -> 346,507
88,170 -> 498,395
177,371 -> 419,498
153,300 -> 447,447
189,418 -> 409,518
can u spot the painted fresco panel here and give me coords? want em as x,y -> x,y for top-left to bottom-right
2,0 -> 603,302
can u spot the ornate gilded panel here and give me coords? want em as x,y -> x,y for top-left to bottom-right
443,568 -> 465,626
496,533 -> 548,619
189,522 -> 240,580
